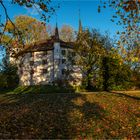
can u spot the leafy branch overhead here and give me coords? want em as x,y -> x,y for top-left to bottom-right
0,0 -> 59,46
98,0 -> 140,41
99,0 -> 140,26
11,0 -> 59,21
98,0 -> 140,63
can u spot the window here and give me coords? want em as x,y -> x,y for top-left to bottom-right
36,53 -> 42,58
42,69 -> 48,74
30,69 -> 34,74
72,52 -> 76,57
62,69 -> 66,75
71,59 -> 76,65
61,50 -> 66,56
42,59 -> 47,65
62,59 -> 66,64
19,63 -> 22,68
30,61 -> 34,66
20,69 -> 23,75
30,52 -> 34,57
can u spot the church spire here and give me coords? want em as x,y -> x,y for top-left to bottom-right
78,9 -> 82,34
55,22 -> 59,41
77,9 -> 83,40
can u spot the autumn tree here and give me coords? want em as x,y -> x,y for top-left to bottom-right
102,47 -> 133,91
59,25 -> 75,42
98,33 -> 134,91
75,28 -> 132,91
46,24 -> 75,42
99,0 -> 140,77
5,15 -> 48,47
98,34 -> 115,91
0,56 -> 19,89
75,29 -> 106,90
99,0 -> 139,31
0,0 -> 58,46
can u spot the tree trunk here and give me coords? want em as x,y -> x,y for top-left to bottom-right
102,56 -> 110,91
86,70 -> 93,90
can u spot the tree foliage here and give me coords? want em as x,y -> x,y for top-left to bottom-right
0,57 -> 19,89
5,15 -> 48,47
59,25 -> 75,42
0,0 -> 58,46
99,0 -> 140,73
99,0 -> 140,29
45,24 -> 75,42
75,28 -> 137,91
75,29 -> 106,90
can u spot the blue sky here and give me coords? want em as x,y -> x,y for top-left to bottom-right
0,0 -> 122,61
0,0 -> 123,37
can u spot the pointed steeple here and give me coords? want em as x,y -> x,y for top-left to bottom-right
77,9 -> 83,40
55,22 -> 59,41
78,9 -> 82,34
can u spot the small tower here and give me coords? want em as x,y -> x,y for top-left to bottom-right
53,22 -> 61,80
54,22 -> 59,41
77,9 -> 83,40
78,10 -> 82,34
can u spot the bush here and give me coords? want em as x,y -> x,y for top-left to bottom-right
0,58 -> 19,90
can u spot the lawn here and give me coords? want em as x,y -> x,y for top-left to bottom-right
0,90 -> 140,139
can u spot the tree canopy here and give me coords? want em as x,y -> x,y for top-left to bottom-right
99,0 -> 140,69
5,15 -> 48,47
75,29 -> 106,90
0,0 -> 58,46
59,25 -> 75,42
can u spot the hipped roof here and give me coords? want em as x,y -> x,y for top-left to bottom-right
14,36 -> 74,58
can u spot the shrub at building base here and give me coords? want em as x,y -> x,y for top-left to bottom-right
0,58 -> 19,90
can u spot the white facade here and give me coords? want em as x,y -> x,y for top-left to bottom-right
16,41 -> 82,86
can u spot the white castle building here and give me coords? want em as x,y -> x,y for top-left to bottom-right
13,23 -> 83,86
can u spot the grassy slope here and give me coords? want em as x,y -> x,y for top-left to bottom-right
0,91 -> 140,139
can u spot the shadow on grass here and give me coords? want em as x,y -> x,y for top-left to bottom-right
0,93 -> 106,139
11,85 -> 75,94
109,91 -> 140,101
0,88 -> 14,94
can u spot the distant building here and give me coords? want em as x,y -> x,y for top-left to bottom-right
12,21 -> 83,86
